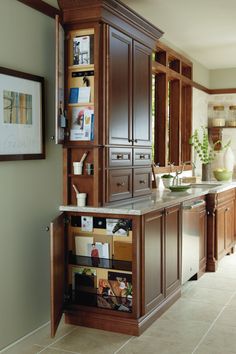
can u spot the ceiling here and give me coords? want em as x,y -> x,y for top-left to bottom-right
121,0 -> 236,70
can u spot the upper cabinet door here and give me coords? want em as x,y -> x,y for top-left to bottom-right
133,42 -> 152,146
108,27 -> 132,145
50,214 -> 65,337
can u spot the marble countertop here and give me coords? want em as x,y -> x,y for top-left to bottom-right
60,180 -> 236,216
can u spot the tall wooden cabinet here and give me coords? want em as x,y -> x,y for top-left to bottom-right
51,0 -> 164,339
58,0 -> 163,207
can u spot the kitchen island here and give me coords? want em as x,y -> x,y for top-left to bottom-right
51,181 -> 236,337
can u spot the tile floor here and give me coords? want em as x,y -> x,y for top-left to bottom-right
2,252 -> 236,354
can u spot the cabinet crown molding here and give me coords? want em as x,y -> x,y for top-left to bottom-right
58,0 -> 163,45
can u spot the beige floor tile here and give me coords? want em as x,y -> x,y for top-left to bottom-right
142,317 -> 210,349
36,348 -> 79,354
161,298 -> 222,323
116,336 -> 192,354
194,344 -> 236,354
181,286 -> 234,305
227,293 -> 236,308
1,344 -> 43,354
194,324 -> 236,354
49,326 -> 131,354
215,307 -> 236,328
1,320 -> 76,354
193,274 -> 236,291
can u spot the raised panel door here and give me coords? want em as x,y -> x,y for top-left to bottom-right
143,210 -> 164,314
50,214 -> 65,337
133,41 -> 152,146
199,208 -> 207,272
108,27 -> 132,145
224,200 -> 235,250
164,204 -> 181,297
216,205 -> 226,260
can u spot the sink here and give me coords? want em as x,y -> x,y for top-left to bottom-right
190,183 -> 221,189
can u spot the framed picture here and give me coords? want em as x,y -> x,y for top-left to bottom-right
0,66 -> 45,161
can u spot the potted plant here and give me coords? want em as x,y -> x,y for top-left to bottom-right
161,164 -> 174,188
189,126 -> 231,181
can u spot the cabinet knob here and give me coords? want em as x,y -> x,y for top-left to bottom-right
139,180 -> 146,184
117,154 -> 123,160
140,154 -> 145,159
134,139 -> 138,143
117,182 -> 125,187
128,139 -> 132,143
225,207 -> 230,212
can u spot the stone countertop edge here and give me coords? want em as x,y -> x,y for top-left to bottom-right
59,181 -> 236,216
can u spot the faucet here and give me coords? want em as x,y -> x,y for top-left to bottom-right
182,161 -> 196,176
172,161 -> 196,185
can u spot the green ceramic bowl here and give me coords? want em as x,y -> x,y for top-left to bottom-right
213,170 -> 232,181
169,185 -> 191,192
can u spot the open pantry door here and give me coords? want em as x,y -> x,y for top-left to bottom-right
50,214 -> 65,337
55,14 -> 66,144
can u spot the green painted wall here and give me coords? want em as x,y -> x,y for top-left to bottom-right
210,68 -> 236,89
0,0 -> 62,350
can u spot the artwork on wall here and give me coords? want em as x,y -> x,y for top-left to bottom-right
0,66 -> 45,161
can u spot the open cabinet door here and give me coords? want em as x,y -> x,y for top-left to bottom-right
50,214 -> 65,337
55,14 -> 65,144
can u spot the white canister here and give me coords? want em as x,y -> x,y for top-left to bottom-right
73,162 -> 83,175
76,193 -> 87,207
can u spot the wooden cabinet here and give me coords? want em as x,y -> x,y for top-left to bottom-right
143,204 -> 181,315
164,204 -> 181,297
207,188 -> 235,271
51,211 -> 141,337
57,0 -> 162,207
199,206 -> 207,276
108,27 -> 132,146
108,28 -> 152,147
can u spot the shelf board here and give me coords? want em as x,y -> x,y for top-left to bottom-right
68,64 -> 94,71
68,174 -> 93,178
68,102 -> 94,107
70,254 -> 132,272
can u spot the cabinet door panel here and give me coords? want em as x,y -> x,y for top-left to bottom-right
108,27 -> 132,145
144,211 -> 164,314
133,42 -> 152,146
50,214 -> 65,337
133,167 -> 152,197
107,169 -> 132,202
225,200 -> 235,250
216,205 -> 227,260
199,208 -> 207,271
165,205 -> 181,297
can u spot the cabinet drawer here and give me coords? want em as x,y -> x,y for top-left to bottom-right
133,168 -> 152,197
109,148 -> 132,167
108,169 -> 132,202
133,149 -> 152,166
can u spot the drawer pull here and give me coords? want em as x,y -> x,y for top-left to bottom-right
116,154 -> 123,160
139,180 -> 146,184
117,182 -> 125,187
139,154 -> 146,159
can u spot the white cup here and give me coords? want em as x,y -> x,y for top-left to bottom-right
76,193 -> 87,207
73,162 -> 83,175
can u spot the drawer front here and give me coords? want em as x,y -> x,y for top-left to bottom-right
108,169 -> 132,202
133,168 -> 152,197
109,148 -> 132,167
133,149 -> 152,166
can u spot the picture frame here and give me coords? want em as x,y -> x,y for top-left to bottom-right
0,66 -> 45,161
